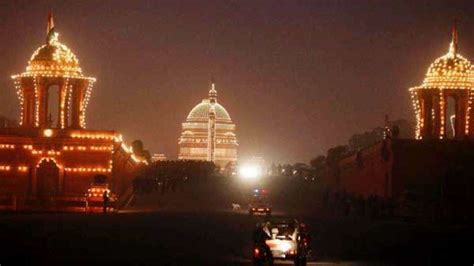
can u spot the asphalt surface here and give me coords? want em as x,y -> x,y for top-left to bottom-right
0,178 -> 472,265
0,208 -> 471,266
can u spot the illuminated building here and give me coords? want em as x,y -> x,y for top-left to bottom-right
152,153 -> 167,162
321,25 -> 474,221
0,13 -> 146,211
410,25 -> 474,139
178,80 -> 238,167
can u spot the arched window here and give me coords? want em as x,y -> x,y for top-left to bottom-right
46,84 -> 60,128
446,95 -> 457,138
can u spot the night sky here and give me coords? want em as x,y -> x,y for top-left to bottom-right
0,0 -> 473,163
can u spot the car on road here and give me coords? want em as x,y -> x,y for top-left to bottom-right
249,202 -> 272,215
253,218 -> 310,266
249,188 -> 271,215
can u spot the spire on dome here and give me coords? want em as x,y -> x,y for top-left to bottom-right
46,12 -> 58,45
449,21 -> 458,55
209,77 -> 217,103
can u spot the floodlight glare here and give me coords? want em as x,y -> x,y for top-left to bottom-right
239,164 -> 261,179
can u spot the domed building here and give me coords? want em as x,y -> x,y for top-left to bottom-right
0,13 -> 146,212
178,81 -> 238,167
410,25 -> 474,139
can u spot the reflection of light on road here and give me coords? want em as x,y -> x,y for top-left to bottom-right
239,164 -> 261,179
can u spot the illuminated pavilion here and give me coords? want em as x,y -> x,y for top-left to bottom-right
178,81 -> 238,167
410,25 -> 474,140
0,14 -> 146,211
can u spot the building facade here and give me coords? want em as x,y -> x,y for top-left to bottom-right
322,26 -> 474,220
0,14 -> 146,211
178,81 -> 238,167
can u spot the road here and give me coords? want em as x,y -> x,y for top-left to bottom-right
0,210 -> 313,265
0,207 -> 471,265
0,178 -> 472,266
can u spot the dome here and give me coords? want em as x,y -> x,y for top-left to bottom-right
421,44 -> 474,89
25,41 -> 83,77
186,99 -> 232,122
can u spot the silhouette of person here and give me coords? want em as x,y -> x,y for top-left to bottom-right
103,190 -> 109,214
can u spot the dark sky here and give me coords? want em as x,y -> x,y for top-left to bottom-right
0,0 -> 473,163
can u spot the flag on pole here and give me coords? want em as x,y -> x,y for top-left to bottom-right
46,12 -> 56,44
451,20 -> 458,54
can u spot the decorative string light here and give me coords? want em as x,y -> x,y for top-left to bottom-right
66,82 -> 73,127
33,76 -> 39,127
466,91 -> 473,134
70,132 -> 117,140
63,145 -> 113,152
86,187 -> 111,198
17,166 -> 28,172
36,157 -> 62,168
14,78 -> 24,126
0,144 -> 15,149
440,90 -> 446,138
0,166 -> 11,171
60,78 -> 69,128
80,80 -> 95,128
65,167 -> 112,173
31,149 -> 61,156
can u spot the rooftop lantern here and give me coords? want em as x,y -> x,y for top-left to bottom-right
11,12 -> 96,129
409,23 -> 474,140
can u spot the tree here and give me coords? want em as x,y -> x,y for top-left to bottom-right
327,145 -> 349,164
310,155 -> 326,169
131,140 -> 144,154
131,140 -> 151,163
310,155 -> 327,178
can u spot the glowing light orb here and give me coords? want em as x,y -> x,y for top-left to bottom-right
43,129 -> 53,137
239,164 -> 262,179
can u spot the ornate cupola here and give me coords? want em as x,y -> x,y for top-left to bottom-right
409,24 -> 474,139
11,12 -> 96,129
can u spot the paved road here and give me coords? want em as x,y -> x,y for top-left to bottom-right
0,208 -> 471,265
0,210 -> 380,266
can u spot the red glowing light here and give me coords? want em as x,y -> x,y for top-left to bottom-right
254,248 -> 260,257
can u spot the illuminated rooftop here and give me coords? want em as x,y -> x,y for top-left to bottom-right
418,25 -> 474,89
186,100 -> 232,122
185,82 -> 233,123
12,13 -> 93,80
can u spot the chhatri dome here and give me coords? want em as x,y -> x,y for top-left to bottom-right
11,12 -> 95,129
409,24 -> 474,140
178,80 -> 238,167
17,13 -> 87,79
421,26 -> 474,89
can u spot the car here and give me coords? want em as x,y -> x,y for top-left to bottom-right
253,218 -> 310,266
249,202 -> 272,215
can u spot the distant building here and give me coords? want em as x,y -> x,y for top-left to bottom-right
152,153 -> 167,162
178,81 -> 238,168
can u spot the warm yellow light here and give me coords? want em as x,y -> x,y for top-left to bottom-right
239,164 -> 262,179
43,129 -> 54,137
